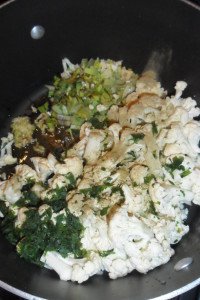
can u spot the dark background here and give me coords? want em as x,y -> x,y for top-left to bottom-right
0,0 -> 200,299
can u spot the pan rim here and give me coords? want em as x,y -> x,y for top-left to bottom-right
0,276 -> 200,300
0,0 -> 200,299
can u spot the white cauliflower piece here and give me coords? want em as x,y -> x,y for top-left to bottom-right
102,249 -> 134,279
79,122 -> 92,139
108,207 -> 153,253
108,123 -> 122,144
55,157 -> 83,178
83,130 -> 106,164
0,133 -> 17,167
41,251 -> 102,283
127,238 -> 174,273
31,183 -> 45,198
107,105 -> 119,122
15,164 -> 38,183
130,165 -> 148,185
0,176 -> 22,203
68,193 -> 84,217
15,207 -> 28,228
31,153 -> 57,182
81,212 -> 112,251
148,182 -> 186,218
122,184 -> 148,215
183,121 -> 200,154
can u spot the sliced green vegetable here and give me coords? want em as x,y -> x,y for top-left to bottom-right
99,249 -> 114,257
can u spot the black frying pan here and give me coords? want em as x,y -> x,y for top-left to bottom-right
0,0 -> 200,299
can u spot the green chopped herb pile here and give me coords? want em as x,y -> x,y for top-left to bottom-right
42,58 -> 138,131
0,173 -> 86,266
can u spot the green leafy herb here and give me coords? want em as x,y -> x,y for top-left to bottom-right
49,59 -> 138,130
128,150 -> 137,161
148,200 -> 157,215
0,200 -> 9,216
180,169 -> 191,178
65,172 -> 76,189
180,190 -> 185,196
80,185 -> 109,198
1,210 -> 20,245
100,206 -> 109,216
130,133 -> 145,143
165,156 -> 185,178
152,150 -> 157,158
38,102 -> 49,113
152,122 -> 158,135
89,117 -> 107,129
16,191 -> 40,208
111,186 -> 124,197
44,186 -> 67,212
16,208 -> 86,265
144,174 -> 155,184
99,249 -> 114,257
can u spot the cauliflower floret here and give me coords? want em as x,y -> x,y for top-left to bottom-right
152,218 -> 189,245
15,207 -> 28,228
102,249 -> 134,279
0,133 -> 17,167
41,251 -> 102,283
81,212 -> 112,251
0,176 -> 22,203
48,174 -> 69,189
15,164 -> 38,183
31,183 -> 45,198
127,238 -> 174,273
122,184 -> 148,215
180,97 -> 200,119
67,137 -> 88,158
107,105 -> 119,122
108,123 -> 122,144
163,124 -> 197,157
67,193 -> 84,217
167,107 -> 189,126
83,130 -> 106,164
149,182 -> 186,218
55,157 -> 83,178
108,207 -> 153,253
79,122 -> 92,139
130,165 -> 148,185
183,121 -> 200,154
31,153 -> 57,182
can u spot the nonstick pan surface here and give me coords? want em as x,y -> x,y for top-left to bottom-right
0,1 -> 200,299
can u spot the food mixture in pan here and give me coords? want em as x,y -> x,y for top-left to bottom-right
0,58 -> 200,283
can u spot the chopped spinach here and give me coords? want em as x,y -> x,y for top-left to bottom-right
152,122 -> 158,135
79,185 -> 109,198
16,191 -> 40,208
130,133 -> 145,143
16,208 -> 86,265
1,210 -> 20,245
44,186 -> 67,212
